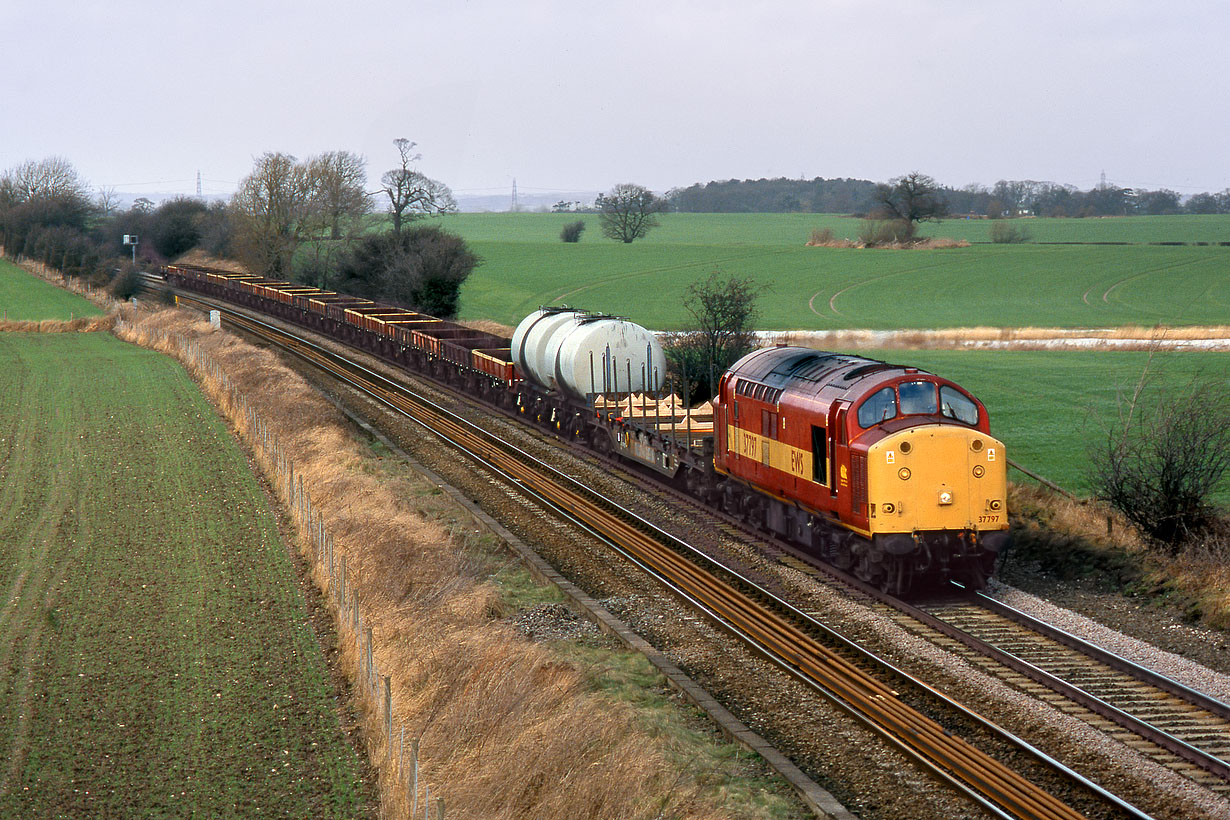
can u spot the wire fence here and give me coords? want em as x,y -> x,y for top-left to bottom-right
117,320 -> 447,820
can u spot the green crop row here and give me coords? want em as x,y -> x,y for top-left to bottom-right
0,333 -> 367,818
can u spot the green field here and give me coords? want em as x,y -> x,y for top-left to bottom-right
0,258 -> 103,321
437,212 -> 1230,247
436,213 -> 1230,330
0,332 -> 368,817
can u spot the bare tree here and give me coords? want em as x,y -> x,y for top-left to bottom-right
380,138 -> 455,233
596,183 -> 666,243
307,150 -> 370,240
666,270 -> 761,401
1,156 -> 90,205
1089,369 -> 1230,553
96,186 -> 120,218
873,172 -> 948,240
230,152 -> 312,277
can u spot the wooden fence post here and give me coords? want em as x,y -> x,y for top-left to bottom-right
384,676 -> 392,760
410,739 -> 419,820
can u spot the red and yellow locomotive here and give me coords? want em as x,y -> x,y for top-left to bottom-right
714,346 -> 1009,594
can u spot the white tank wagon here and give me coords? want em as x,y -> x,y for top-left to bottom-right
511,307 -> 585,390
511,309 -> 667,400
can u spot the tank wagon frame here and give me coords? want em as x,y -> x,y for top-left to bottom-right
163,264 -> 1008,595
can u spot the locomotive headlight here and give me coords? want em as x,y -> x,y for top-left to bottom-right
898,467 -> 911,480
938,490 -> 954,505
988,499 -> 1002,511
972,465 -> 985,478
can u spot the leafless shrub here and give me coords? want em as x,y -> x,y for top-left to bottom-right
853,218 -> 968,249
990,220 -> 1031,243
1089,369 -> 1230,554
858,218 -> 912,246
559,219 -> 585,243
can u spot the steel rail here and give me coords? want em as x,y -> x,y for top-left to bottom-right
897,593 -> 1230,783
176,294 -> 1158,820
971,590 -> 1230,721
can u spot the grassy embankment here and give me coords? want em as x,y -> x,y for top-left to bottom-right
2,261 -> 806,817
0,330 -> 372,817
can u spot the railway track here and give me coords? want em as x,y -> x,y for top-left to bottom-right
754,537 -> 1230,797
169,291 -> 1164,820
914,593 -> 1230,792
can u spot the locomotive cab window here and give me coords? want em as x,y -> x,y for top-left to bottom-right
940,385 -> 980,425
811,425 -> 827,484
857,387 -> 897,428
899,380 -> 938,415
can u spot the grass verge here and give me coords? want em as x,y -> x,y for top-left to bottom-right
1004,485 -> 1230,629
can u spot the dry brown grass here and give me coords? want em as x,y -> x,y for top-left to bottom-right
0,314 -> 118,333
771,325 -> 1230,352
115,308 -> 752,820
1009,484 -> 1230,629
804,229 -> 969,250
1163,527 -> 1230,627
458,318 -> 517,337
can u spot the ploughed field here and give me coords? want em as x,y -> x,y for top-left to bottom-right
0,332 -> 369,817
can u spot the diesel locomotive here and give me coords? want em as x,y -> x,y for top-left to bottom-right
164,264 -> 1009,595
713,346 -> 1008,594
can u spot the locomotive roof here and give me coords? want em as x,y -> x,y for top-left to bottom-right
731,346 -> 928,393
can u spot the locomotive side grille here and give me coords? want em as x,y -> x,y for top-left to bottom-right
851,453 -> 868,509
735,378 -> 783,405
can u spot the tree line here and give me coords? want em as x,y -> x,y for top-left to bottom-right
0,142 -> 479,318
666,176 -> 1230,218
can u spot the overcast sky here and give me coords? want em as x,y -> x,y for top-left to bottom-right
4,1 -> 1228,202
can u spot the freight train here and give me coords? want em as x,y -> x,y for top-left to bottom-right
163,264 -> 1009,595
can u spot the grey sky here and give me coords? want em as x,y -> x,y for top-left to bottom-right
4,0 -> 1228,201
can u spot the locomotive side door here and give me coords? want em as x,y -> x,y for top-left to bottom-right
829,402 -> 850,509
